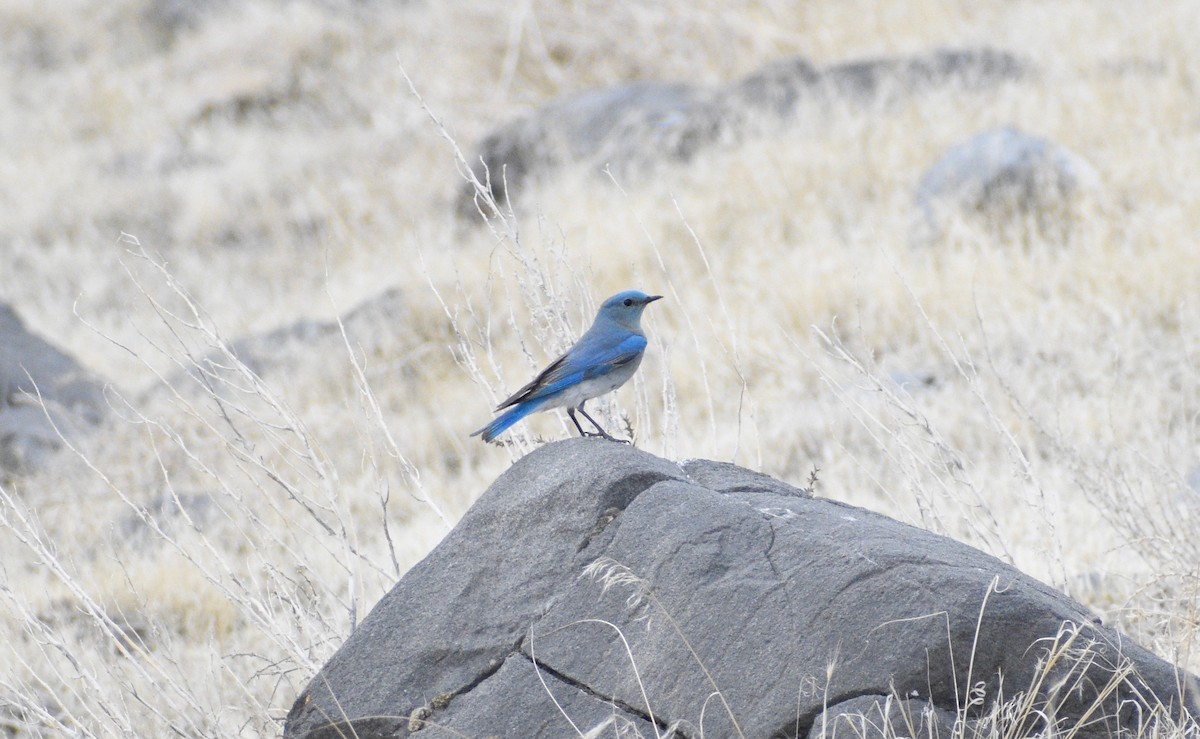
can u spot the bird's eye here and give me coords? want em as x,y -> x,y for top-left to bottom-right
623,298 -> 633,306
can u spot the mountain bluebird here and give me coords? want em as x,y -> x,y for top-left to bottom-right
471,290 -> 663,443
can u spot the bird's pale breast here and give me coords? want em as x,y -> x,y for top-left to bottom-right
539,353 -> 643,410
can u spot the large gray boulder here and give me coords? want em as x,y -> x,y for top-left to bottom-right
913,126 -> 1101,244
285,440 -> 1197,739
0,303 -> 108,475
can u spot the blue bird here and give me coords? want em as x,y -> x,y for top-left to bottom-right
472,290 -> 663,443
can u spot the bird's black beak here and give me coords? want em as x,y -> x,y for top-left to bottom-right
645,295 -> 664,304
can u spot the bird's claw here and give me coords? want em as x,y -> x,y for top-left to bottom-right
582,430 -> 630,444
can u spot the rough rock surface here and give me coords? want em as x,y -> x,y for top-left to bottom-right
457,47 -> 1026,218
913,126 -> 1100,243
0,303 -> 108,475
285,440 -> 1197,739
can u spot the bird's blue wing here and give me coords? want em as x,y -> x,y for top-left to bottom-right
554,332 -> 647,385
495,333 -> 647,409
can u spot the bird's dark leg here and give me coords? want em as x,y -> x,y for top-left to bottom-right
575,402 -> 629,444
566,408 -> 590,437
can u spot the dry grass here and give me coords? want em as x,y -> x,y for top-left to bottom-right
1,0 -> 1198,735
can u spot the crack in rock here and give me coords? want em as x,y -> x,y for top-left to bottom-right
408,636 -> 525,733
519,651 -> 691,739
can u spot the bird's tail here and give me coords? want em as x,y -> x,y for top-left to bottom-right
470,401 -> 539,443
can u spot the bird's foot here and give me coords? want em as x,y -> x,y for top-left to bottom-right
581,430 -> 630,444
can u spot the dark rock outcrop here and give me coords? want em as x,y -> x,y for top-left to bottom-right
718,47 -> 1025,123
285,440 -> 1197,739
818,47 -> 1026,105
913,126 -> 1100,244
457,48 -> 1027,218
0,303 -> 108,475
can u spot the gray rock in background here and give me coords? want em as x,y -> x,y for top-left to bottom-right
173,286 -> 415,401
457,80 -> 724,219
229,286 -> 411,376
284,439 -> 1197,739
715,55 -> 823,123
458,47 -> 1028,219
117,489 -> 219,545
913,126 -> 1100,244
820,47 -> 1026,104
0,303 -> 108,475
144,0 -> 229,43
718,47 -> 1025,123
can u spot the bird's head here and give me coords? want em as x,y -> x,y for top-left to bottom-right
597,290 -> 663,331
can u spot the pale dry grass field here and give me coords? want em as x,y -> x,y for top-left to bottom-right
1,0 -> 1198,736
